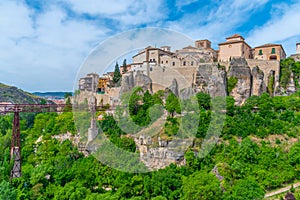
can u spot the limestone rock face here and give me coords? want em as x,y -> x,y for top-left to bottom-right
252,66 -> 266,96
120,71 -> 134,93
134,135 -> 188,170
180,87 -> 196,100
168,78 -> 179,96
286,72 -> 296,95
194,63 -> 227,97
229,57 -> 248,67
134,71 -> 153,93
228,58 -> 252,105
120,71 -> 152,94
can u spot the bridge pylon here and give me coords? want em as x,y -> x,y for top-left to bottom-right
10,112 -> 22,178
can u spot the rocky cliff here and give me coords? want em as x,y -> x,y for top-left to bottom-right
120,71 -> 152,94
227,58 -> 252,105
134,135 -> 188,170
194,63 -> 227,97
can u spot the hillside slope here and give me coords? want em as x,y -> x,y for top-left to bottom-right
0,83 -> 52,104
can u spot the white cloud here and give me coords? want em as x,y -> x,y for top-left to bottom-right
175,0 -> 198,9
63,0 -> 136,15
247,1 -> 300,55
165,0 -> 270,46
63,0 -> 167,26
0,2 -> 109,91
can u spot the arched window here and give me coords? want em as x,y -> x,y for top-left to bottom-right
183,61 -> 186,66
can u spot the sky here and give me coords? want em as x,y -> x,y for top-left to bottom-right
0,0 -> 300,92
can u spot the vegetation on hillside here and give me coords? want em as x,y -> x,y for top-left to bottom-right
0,83 -> 50,104
1,87 -> 300,199
280,58 -> 300,90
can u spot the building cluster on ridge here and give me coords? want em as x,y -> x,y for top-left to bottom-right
131,34 -> 287,71
78,34 -> 300,95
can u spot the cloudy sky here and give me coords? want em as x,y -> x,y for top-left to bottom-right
1,0 -> 300,92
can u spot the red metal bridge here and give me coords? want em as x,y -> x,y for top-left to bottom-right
0,103 -> 115,179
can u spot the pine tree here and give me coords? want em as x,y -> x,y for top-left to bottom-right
122,59 -> 128,73
113,62 -> 121,85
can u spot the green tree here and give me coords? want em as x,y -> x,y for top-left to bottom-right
40,99 -> 47,105
227,76 -> 238,94
0,180 -> 17,200
113,62 -> 122,85
196,92 -> 211,110
122,59 -> 128,73
225,178 -> 265,200
165,93 -> 181,117
64,97 -> 72,112
289,142 -> 300,166
64,92 -> 73,99
181,171 -> 222,200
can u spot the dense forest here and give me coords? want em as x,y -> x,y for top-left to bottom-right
1,59 -> 300,199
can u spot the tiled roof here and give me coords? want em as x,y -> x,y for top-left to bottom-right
254,44 -> 282,48
226,34 -> 245,40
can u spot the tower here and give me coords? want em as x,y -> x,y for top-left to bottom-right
296,43 -> 300,54
87,96 -> 98,143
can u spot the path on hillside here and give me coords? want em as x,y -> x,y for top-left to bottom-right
264,182 -> 300,198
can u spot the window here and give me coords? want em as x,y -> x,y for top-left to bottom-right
191,61 -> 194,66
166,60 -> 168,64
259,49 -> 263,55
150,67 -> 153,71
183,61 -> 186,66
271,48 -> 276,54
172,62 -> 175,66
161,61 -> 163,64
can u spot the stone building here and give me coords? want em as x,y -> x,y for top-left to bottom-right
78,73 -> 99,92
253,44 -> 286,61
120,64 -> 132,75
290,42 -> 300,62
218,34 -> 252,62
97,77 -> 110,93
131,39 -> 216,73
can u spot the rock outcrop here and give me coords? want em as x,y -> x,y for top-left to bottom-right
228,58 -> 252,105
168,78 -> 179,96
180,87 -> 195,100
286,72 -> 296,95
134,135 -> 189,170
120,71 -> 152,94
251,66 -> 266,96
194,63 -> 227,97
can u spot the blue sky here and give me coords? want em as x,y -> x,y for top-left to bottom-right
0,0 -> 300,92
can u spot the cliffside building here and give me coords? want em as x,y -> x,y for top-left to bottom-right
253,44 -> 286,61
131,39 -> 217,73
97,77 -> 110,93
291,43 -> 300,62
218,34 -> 252,62
79,73 -> 99,92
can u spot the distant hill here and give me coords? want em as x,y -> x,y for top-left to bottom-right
0,83 -> 52,104
33,92 -> 71,100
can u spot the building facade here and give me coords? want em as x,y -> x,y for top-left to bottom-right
218,34 -> 252,62
253,44 -> 286,61
78,73 -> 99,92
